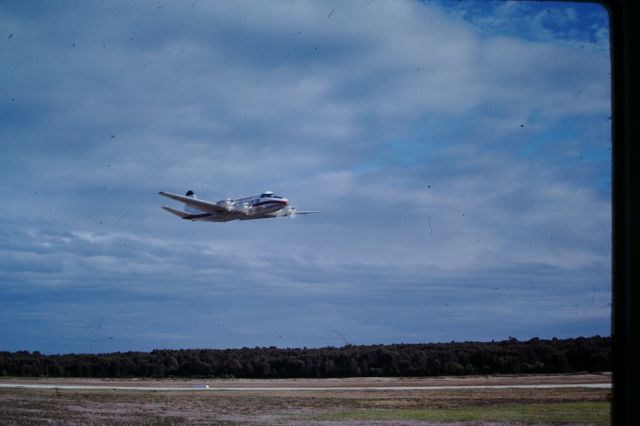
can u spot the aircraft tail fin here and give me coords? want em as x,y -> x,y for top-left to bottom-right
184,190 -> 201,214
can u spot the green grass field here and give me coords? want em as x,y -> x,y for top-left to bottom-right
319,401 -> 610,424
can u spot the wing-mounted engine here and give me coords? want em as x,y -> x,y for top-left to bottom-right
217,198 -> 235,211
238,201 -> 254,215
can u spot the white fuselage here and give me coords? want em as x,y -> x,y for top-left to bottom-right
212,193 -> 289,221
187,192 -> 290,222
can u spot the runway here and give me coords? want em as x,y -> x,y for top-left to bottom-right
0,382 -> 611,392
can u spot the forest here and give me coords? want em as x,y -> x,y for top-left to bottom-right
0,336 -> 610,379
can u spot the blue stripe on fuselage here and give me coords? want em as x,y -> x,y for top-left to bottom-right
253,200 -> 287,207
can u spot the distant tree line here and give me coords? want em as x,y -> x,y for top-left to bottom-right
0,336 -> 610,379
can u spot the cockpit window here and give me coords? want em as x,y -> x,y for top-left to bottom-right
260,191 -> 274,198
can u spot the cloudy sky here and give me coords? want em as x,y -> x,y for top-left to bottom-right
0,1 -> 611,354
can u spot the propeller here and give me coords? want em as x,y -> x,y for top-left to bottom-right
286,206 -> 297,218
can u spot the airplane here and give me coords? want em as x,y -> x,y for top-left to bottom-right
159,190 -> 319,222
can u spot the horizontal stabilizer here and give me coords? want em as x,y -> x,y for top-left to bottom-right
162,206 -> 192,219
293,211 -> 320,215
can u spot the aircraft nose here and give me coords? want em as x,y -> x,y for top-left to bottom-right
282,198 -> 289,205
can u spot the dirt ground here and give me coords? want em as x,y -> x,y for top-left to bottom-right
0,374 -> 611,425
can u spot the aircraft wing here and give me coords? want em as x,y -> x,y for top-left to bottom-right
158,191 -> 230,214
269,207 -> 319,217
